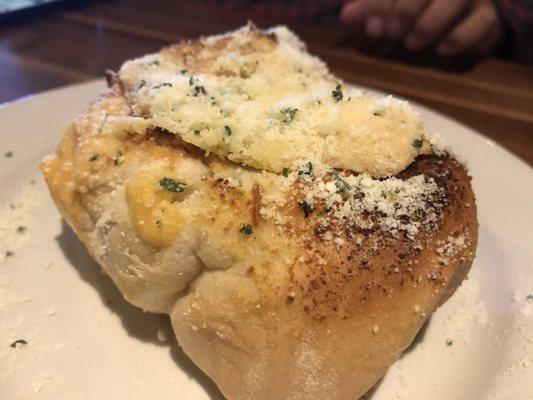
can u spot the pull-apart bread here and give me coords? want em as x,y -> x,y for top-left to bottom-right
41,24 -> 478,400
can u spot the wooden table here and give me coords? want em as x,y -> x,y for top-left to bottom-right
1,0 -> 532,165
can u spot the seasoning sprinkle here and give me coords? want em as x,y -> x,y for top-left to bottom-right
298,200 -> 313,218
332,84 -> 343,102
5,250 -> 15,257
240,224 -> 253,235
16,226 -> 27,234
10,339 -> 27,348
280,107 -> 299,123
445,339 -> 454,346
298,162 -> 313,176
224,125 -> 232,137
159,177 -> 186,193
5,150 -> 13,158
89,154 -> 99,162
281,167 -> 290,177
412,139 -> 423,148
153,82 -> 173,90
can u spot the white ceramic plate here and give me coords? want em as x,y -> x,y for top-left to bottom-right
0,80 -> 532,400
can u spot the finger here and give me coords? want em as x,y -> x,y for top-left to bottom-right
436,2 -> 502,56
404,0 -> 474,51
340,0 -> 390,24
386,0 -> 430,39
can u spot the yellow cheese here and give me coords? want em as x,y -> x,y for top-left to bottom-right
126,171 -> 185,247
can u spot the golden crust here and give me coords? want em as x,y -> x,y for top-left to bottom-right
41,25 -> 477,400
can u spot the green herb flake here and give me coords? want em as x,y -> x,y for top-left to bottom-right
280,107 -> 299,123
412,139 -> 424,148
194,85 -> 207,96
298,162 -> 313,176
156,220 -> 162,228
189,76 -> 195,86
10,339 -> 27,348
16,226 -> 27,234
89,154 -> 99,162
373,111 -> 383,117
147,60 -> 160,67
5,150 -> 13,158
193,129 -> 201,136
330,171 -> 351,193
5,250 -> 15,257
526,294 -> 533,301
180,69 -> 188,75
281,167 -> 290,177
153,82 -> 173,90
298,200 -> 313,218
332,84 -> 343,102
224,125 -> 232,137
159,177 -> 186,193
445,339 -> 453,346
136,80 -> 146,90
240,224 -> 253,235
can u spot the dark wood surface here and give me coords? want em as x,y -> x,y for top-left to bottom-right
1,0 -> 532,165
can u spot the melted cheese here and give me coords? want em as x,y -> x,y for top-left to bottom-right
126,171 -> 185,247
118,25 -> 430,178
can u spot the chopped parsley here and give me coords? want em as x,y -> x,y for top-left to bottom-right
193,129 -> 201,136
156,220 -> 162,228
159,177 -> 186,193
5,150 -> 13,158
189,76 -> 195,86
89,154 -> 99,162
373,111 -> 384,117
280,107 -> 299,123
10,339 -> 27,348
298,200 -> 313,218
526,294 -> 533,302
147,60 -> 160,66
281,167 -> 290,177
5,250 -> 15,257
412,139 -> 424,148
332,84 -> 343,102
17,226 -> 27,234
330,171 -> 350,194
224,125 -> 232,137
136,80 -> 146,90
445,339 -> 453,346
240,224 -> 253,235
298,162 -> 313,176
153,82 -> 173,90
180,69 -> 188,75
194,85 -> 207,96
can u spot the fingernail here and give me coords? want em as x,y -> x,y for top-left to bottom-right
365,16 -> 384,39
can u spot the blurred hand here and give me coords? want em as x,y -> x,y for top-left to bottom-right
340,0 -> 503,56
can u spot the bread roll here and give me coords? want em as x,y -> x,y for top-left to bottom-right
41,24 -> 477,400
